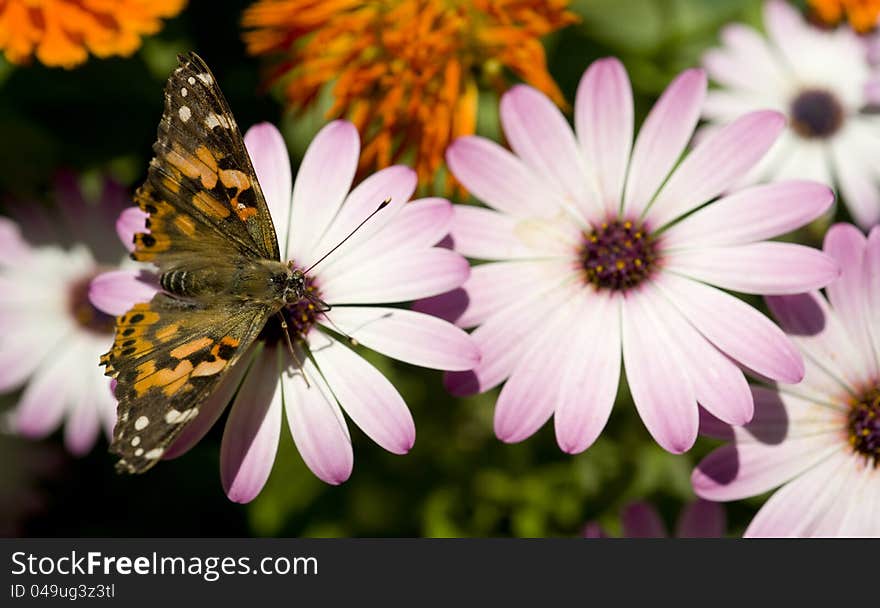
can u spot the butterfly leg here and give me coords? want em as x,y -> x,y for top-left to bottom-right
275,312 -> 311,388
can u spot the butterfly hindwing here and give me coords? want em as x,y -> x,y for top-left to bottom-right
132,51 -> 280,267
101,293 -> 273,474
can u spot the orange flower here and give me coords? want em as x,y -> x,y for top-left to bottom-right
0,0 -> 187,69
809,0 -> 880,32
242,0 -> 577,187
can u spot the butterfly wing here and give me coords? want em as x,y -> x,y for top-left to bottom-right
132,51 -> 280,266
101,294 -> 273,474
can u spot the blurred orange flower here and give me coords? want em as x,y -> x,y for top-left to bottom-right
809,0 -> 880,32
242,0 -> 576,187
0,0 -> 187,69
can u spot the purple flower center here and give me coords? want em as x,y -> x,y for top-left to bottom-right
848,387 -> 880,464
260,269 -> 323,344
578,219 -> 657,291
68,273 -> 115,334
790,89 -> 844,139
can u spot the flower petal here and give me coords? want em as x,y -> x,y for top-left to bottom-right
623,69 -> 707,217
319,248 -> 469,304
0,321 -> 68,392
665,242 -> 840,295
0,216 -> 31,266
244,122 -> 293,253
651,288 -> 753,425
115,208 -> 148,253
309,166 -> 417,271
220,347 -> 283,504
494,297 -> 582,443
622,287 -> 698,453
444,282 -> 574,396
448,205 -> 541,260
823,223 -> 876,371
309,332 -> 414,454
553,292 -> 621,453
283,352 -> 352,485
676,500 -> 726,538
500,85 -> 594,219
621,503 -> 667,538
831,129 -> 880,229
446,136 -> 553,217
89,270 -> 160,316
287,120 -> 359,263
645,110 -> 786,228
575,57 -> 633,215
323,306 -> 479,371
657,273 -> 804,383
662,181 -> 835,248
413,260 -> 572,329
743,452 -> 852,538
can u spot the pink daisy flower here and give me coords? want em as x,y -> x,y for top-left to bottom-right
583,499 -> 726,538
1,173 -> 134,455
417,57 -> 840,455
702,0 -> 880,228
93,120 -> 478,503
693,223 -> 880,537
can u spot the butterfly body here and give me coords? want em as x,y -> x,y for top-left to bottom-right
100,52 -> 300,474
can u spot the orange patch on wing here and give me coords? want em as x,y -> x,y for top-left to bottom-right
173,214 -> 197,236
192,359 -> 228,377
170,337 -> 213,359
134,359 -> 194,397
192,191 -> 230,219
155,324 -> 180,341
219,169 -> 250,191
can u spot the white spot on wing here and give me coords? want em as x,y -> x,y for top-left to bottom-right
178,106 -> 191,122
181,87 -> 188,97
130,436 -> 141,447
134,448 -> 144,457
197,73 -> 213,85
204,113 -> 230,129
135,416 -> 149,431
187,76 -> 196,85
145,448 -> 164,460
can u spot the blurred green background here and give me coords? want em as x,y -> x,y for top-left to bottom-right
0,0 -> 804,537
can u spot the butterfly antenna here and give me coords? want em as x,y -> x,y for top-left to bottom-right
275,312 -> 310,388
304,198 -> 391,275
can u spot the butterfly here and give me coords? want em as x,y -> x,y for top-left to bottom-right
101,52 -> 336,474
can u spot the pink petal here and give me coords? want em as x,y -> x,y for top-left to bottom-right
676,499 -> 726,538
446,136 -> 553,217
663,181 -> 835,248
553,292 -> 621,454
646,110 -> 786,228
743,452 -> 851,537
287,120 -> 359,264
865,227 -> 880,364
622,287 -> 698,453
164,347 -> 256,460
309,332 -> 414,454
766,292 -> 870,392
448,205 -> 539,260
494,298 -> 582,444
830,139 -> 880,229
12,339 -> 85,438
834,460 -> 880,537
115,208 -> 148,253
649,289 -> 753,425
308,166 -> 417,271
89,270 -> 159,316
220,347 -> 283,503
823,223 -> 875,370
500,85 -> 594,219
413,260 -> 572,329
283,353 -> 352,485
0,323 -> 64,392
575,57 -> 633,215
703,23 -> 791,95
623,69 -> 707,217
323,306 -> 479,371
621,503 -> 667,538
318,248 -> 469,304
664,242 -> 840,295
691,414 -> 840,501
0,216 -> 31,265
64,390 -> 100,456
444,283 -> 574,396
244,122 -> 293,252
657,273 -> 804,383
